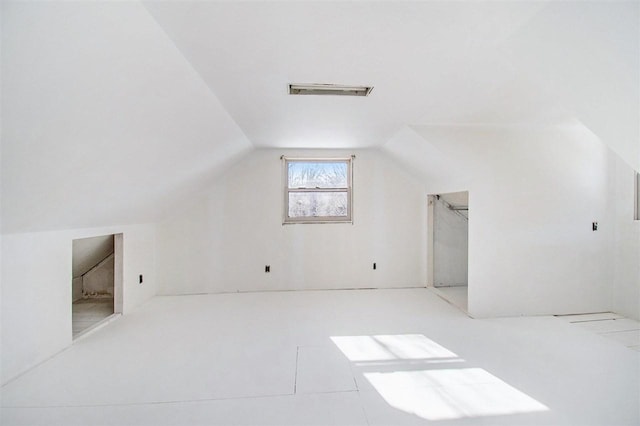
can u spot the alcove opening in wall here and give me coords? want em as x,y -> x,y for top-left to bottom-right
71,234 -> 123,338
427,192 -> 469,313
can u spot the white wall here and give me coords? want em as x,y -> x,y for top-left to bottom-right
612,158 -> 640,320
1,1 -> 252,234
505,1 -> 639,172
1,1 -> 249,385
433,196 -> 468,287
386,122 -> 615,318
1,223 -> 156,385
157,149 -> 426,295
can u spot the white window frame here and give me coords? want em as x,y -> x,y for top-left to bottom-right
282,156 -> 353,224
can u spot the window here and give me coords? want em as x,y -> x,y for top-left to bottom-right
283,157 -> 352,224
635,172 -> 640,221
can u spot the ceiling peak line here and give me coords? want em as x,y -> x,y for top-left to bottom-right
139,1 -> 255,148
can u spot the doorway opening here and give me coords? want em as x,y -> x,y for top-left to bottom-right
427,192 -> 469,312
72,233 -> 123,338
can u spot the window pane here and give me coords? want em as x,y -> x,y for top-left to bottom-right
288,162 -> 348,188
288,192 -> 348,218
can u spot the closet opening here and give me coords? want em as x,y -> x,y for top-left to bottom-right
71,233 -> 123,338
427,192 -> 469,312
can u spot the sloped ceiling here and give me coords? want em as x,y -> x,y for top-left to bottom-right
503,1 -> 639,171
440,192 -> 468,208
1,1 -> 637,233
1,1 -> 252,233
144,0 -> 638,167
72,234 -> 114,278
143,1 -> 554,148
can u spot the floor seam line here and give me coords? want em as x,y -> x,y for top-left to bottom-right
0,390 -> 369,410
598,329 -> 640,335
1,392 -> 299,409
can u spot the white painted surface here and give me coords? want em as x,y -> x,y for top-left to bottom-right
431,286 -> 468,314
3,393 -> 367,426
505,1 -> 640,171
1,289 -> 638,425
142,2 -> 638,170
1,223 -> 156,384
0,0 -> 636,393
606,330 -> 640,348
560,312 -> 640,351
433,195 -> 468,287
143,1 -> 545,149
612,156 -> 640,320
156,149 -> 426,294
1,1 -> 637,230
72,235 -> 113,278
574,318 -> 640,334
1,1 -> 252,233
295,346 -> 356,395
383,127 -> 471,196
386,123 -> 616,318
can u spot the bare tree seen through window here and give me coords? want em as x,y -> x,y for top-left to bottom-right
287,161 -> 349,219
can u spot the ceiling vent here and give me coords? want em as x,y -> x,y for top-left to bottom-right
288,83 -> 373,97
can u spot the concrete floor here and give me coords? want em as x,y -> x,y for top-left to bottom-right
2,288 -> 638,425
72,297 -> 115,337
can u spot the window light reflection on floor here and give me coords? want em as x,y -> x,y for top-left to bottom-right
330,334 -> 458,362
365,368 -> 549,421
331,334 -> 549,421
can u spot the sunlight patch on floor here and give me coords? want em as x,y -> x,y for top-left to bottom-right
330,334 -> 458,362
365,367 -> 549,421
332,334 -> 549,421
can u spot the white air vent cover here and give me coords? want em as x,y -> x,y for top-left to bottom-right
289,83 -> 373,97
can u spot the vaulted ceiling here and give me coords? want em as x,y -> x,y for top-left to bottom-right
143,1 -> 638,161
143,1 -> 552,148
1,1 -> 638,233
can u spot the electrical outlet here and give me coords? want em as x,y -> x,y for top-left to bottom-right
592,222 -> 598,231
265,265 -> 270,273
373,262 -> 377,270
139,274 -> 143,284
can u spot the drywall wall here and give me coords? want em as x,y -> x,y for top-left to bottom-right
386,122 -> 615,318
433,196 -> 468,287
82,254 -> 115,296
1,223 -> 156,385
1,1 -> 252,233
612,158 -> 640,320
505,1 -> 639,172
157,149 -> 426,294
